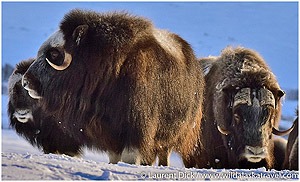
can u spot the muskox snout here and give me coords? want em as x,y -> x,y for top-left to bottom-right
13,109 -> 33,123
242,145 -> 268,163
21,75 -> 42,100
246,146 -> 266,155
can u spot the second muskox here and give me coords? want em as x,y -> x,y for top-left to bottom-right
8,59 -> 83,156
21,9 -> 204,166
190,46 -> 294,169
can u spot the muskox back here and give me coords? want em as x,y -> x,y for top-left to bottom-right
8,59 -> 83,156
22,9 -> 204,166
193,46 -> 288,169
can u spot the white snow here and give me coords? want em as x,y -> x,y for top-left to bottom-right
2,152 -> 299,180
1,2 -> 299,180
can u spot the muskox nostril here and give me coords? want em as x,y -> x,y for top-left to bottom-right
17,110 -> 30,115
13,109 -> 33,123
246,146 -> 265,155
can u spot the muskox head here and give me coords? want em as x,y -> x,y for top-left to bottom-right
8,58 -> 44,146
9,58 -> 83,156
21,30 -> 74,100
209,47 -> 293,167
218,87 -> 287,164
8,59 -> 36,124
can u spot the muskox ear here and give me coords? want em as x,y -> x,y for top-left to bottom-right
72,25 -> 89,46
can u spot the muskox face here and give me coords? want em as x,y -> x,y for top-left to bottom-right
22,30 -> 71,100
232,89 -> 274,163
8,59 -> 37,124
22,20 -> 89,100
218,87 -> 287,164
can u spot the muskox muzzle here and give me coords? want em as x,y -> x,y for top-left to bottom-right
243,146 -> 268,163
13,109 -> 33,123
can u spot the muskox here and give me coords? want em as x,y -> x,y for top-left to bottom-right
283,111 -> 298,170
190,46 -> 294,169
8,59 -> 83,156
22,9 -> 204,166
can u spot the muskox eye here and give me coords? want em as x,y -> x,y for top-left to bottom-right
46,48 -> 64,66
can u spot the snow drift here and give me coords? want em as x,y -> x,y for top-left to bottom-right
2,153 -> 298,180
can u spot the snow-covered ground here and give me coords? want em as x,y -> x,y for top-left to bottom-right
2,152 -> 299,180
2,2 -> 299,180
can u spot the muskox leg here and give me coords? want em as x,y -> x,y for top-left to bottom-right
182,154 -> 197,168
121,148 -> 141,165
107,151 -> 122,164
139,149 -> 157,166
157,147 -> 172,166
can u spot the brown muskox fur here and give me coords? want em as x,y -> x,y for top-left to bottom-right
8,59 -> 83,156
22,9 -> 204,166
283,111 -> 298,170
190,46 -> 286,169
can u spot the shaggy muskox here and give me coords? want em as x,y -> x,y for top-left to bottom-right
190,46 -> 294,169
22,9 -> 204,166
8,59 -> 83,156
283,111 -> 298,170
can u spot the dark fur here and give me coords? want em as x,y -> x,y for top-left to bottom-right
8,59 -> 82,156
273,137 -> 287,170
283,112 -> 298,170
22,9 -> 204,165
190,47 -> 284,169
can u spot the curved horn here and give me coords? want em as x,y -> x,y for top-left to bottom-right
272,122 -> 295,136
46,52 -> 72,71
217,125 -> 231,135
